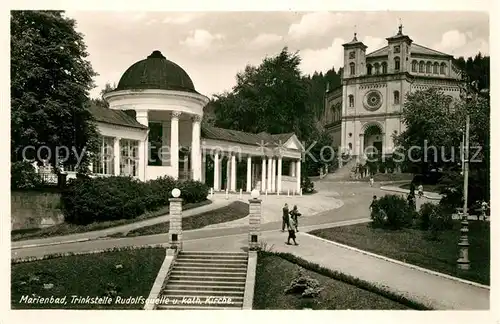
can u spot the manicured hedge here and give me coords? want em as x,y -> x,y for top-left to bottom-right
60,176 -> 208,225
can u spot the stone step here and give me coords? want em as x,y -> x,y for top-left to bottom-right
161,289 -> 244,297
167,279 -> 246,286
180,251 -> 248,256
174,267 -> 247,274
175,258 -> 248,264
164,284 -> 245,292
174,261 -> 248,268
170,270 -> 247,277
168,275 -> 246,282
159,295 -> 244,303
156,304 -> 242,310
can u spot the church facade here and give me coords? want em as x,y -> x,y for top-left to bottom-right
322,26 -> 463,158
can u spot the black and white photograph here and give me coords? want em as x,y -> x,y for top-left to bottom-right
4,2 -> 496,321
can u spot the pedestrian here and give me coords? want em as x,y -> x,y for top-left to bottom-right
369,195 -> 378,213
290,205 -> 301,232
281,203 -> 289,232
370,176 -> 374,187
286,212 -> 299,246
418,184 -> 423,198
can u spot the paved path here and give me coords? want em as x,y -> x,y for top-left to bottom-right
11,197 -> 238,249
181,229 -> 489,310
380,185 -> 442,200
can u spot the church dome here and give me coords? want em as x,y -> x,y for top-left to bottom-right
115,50 -> 197,93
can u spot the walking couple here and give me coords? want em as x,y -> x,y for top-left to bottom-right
282,203 -> 301,245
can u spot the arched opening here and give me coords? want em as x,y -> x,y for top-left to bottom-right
394,57 -> 400,71
433,62 -> 439,74
393,90 -> 400,104
411,60 -> 417,72
374,63 -> 380,74
367,64 -> 372,75
426,61 -> 432,73
363,124 -> 383,156
348,95 -> 354,107
349,62 -> 355,75
419,61 -> 425,73
440,63 -> 447,75
382,62 -> 387,74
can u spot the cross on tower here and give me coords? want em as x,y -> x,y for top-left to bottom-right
398,18 -> 403,34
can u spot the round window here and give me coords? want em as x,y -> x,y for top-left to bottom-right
363,90 -> 383,111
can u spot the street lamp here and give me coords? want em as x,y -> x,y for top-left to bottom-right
457,72 -> 472,271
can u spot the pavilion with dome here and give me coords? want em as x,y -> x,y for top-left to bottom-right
86,50 -> 303,194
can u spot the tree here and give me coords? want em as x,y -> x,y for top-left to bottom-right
91,82 -> 116,108
11,10 -> 98,173
212,47 -> 316,140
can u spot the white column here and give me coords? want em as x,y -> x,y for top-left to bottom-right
170,111 -> 181,179
246,156 -> 252,192
277,156 -> 282,193
261,158 -> 266,192
226,157 -> 231,190
201,154 -> 206,183
290,161 -> 296,177
213,152 -> 220,191
267,156 -> 272,192
191,115 -> 202,181
231,154 -> 237,192
161,122 -> 170,166
113,137 -> 121,176
296,160 -> 301,193
218,157 -> 223,190
271,158 -> 276,192
136,110 -> 149,181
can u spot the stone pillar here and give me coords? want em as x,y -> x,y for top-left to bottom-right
113,137 -> 121,176
246,156 -> 252,192
168,194 -> 183,250
231,153 -> 237,192
290,160 -> 296,177
226,157 -> 231,191
201,154 -> 206,183
296,160 -> 301,193
218,157 -> 223,189
277,156 -> 282,193
191,115 -> 202,181
248,195 -> 262,250
271,158 -> 276,192
213,152 -> 220,191
267,156 -> 272,192
261,158 -> 266,192
136,111 -> 149,181
170,111 -> 181,179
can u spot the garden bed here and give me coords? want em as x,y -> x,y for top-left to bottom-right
12,200 -> 212,241
123,201 -> 248,237
11,247 -> 165,309
253,251 -> 426,310
309,221 -> 490,285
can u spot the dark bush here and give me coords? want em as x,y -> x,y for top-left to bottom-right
429,205 -> 453,232
11,161 -> 42,190
301,176 -> 315,194
417,203 -> 435,230
372,194 -> 413,229
60,175 -> 208,225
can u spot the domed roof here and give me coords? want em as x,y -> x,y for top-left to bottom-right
115,50 -> 197,93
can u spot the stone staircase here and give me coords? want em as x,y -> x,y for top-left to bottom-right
157,251 -> 248,310
321,157 -> 358,181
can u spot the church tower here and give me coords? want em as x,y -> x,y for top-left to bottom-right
342,33 -> 367,79
385,24 -> 413,73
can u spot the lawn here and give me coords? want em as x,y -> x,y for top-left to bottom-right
11,248 -> 165,309
123,200 -> 249,237
309,221 -> 490,285
12,200 -> 212,242
253,252 -> 414,310
399,183 -> 441,193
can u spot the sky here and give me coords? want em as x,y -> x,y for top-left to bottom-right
64,11 -> 490,99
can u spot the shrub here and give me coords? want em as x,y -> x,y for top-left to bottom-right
301,176 -> 314,194
11,161 -> 42,190
60,176 -> 208,225
428,205 -> 453,232
284,268 -> 322,298
417,203 -> 435,230
373,195 -> 413,229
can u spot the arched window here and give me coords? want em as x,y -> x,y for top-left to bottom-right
433,62 -> 439,74
348,95 -> 354,107
393,91 -> 400,104
367,64 -> 372,75
374,63 -> 380,74
411,60 -> 417,72
426,61 -> 432,73
440,63 -> 447,75
394,57 -> 400,71
419,61 -> 425,73
382,62 -> 387,74
349,62 -> 355,75
348,143 -> 352,150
